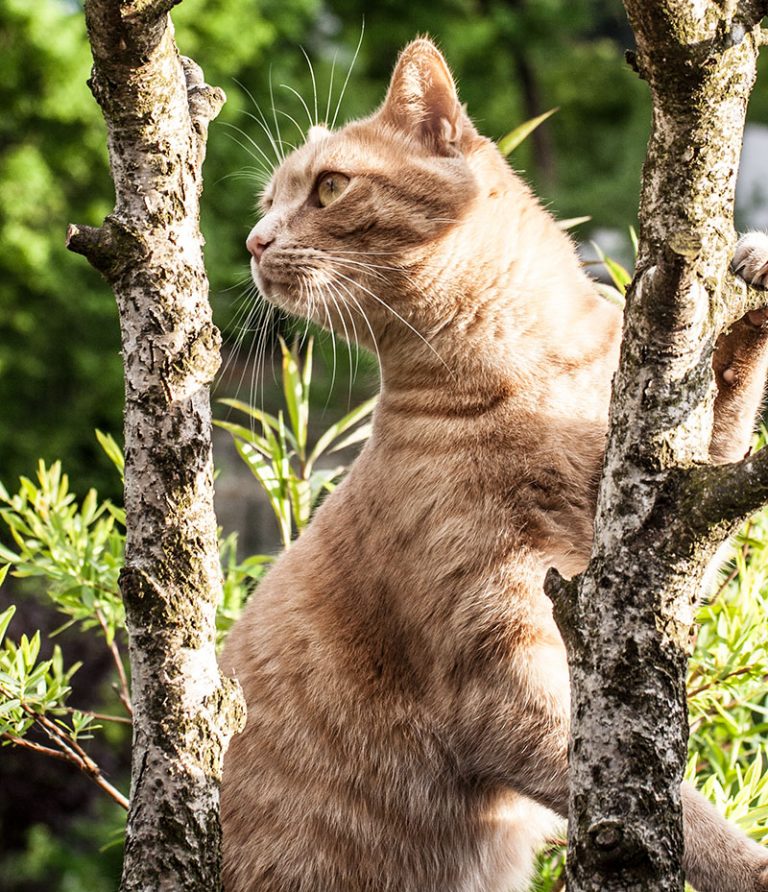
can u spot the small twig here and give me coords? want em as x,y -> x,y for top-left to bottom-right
62,705 -> 132,725
688,665 -> 756,698
95,608 -> 132,716
1,732 -> 75,764
0,690 -> 130,810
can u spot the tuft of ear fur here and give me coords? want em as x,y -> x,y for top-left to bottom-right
307,124 -> 331,144
378,38 -> 469,155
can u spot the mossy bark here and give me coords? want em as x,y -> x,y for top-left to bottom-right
548,4 -> 768,891
67,4 -> 245,890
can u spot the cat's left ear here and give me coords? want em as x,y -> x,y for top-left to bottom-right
378,38 -> 472,155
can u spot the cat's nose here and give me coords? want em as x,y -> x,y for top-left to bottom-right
246,231 -> 274,262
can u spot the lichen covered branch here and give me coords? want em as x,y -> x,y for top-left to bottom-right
556,3 -> 765,890
67,2 -> 244,889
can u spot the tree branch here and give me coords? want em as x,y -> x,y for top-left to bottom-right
94,608 -> 133,717
719,270 -> 768,333
682,446 -> 768,537
556,3 -> 766,890
69,2 -> 245,888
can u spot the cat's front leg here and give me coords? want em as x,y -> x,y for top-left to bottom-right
458,650 -> 768,891
711,232 -> 768,463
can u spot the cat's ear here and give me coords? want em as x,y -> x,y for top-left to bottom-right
378,38 -> 469,155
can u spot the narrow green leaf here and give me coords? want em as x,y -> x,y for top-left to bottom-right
95,430 -> 125,480
307,396 -> 377,468
0,606 -> 15,644
557,215 -> 592,231
498,108 -> 558,157
629,225 -> 639,257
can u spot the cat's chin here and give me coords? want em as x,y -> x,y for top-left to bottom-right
251,270 -> 307,316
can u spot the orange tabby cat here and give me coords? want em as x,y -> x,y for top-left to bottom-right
220,38 -> 768,892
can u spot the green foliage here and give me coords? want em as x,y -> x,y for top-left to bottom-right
0,460 -> 125,640
0,604 -> 97,744
0,811 -> 124,892
687,511 -> 768,842
216,337 -> 375,547
498,108 -> 558,157
217,533 -> 270,645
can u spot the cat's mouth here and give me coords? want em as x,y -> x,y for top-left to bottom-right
251,262 -> 304,312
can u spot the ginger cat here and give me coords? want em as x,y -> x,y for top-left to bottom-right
220,38 -> 768,892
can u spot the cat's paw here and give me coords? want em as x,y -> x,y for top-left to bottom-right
733,232 -> 768,327
733,232 -> 768,288
756,861 -> 768,891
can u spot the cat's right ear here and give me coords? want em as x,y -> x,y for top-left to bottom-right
377,38 -> 472,155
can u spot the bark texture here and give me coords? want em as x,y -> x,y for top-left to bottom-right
548,4 -> 768,891
67,4 -> 245,890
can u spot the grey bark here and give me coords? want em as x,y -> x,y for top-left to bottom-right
67,4 -> 245,890
547,2 -> 768,890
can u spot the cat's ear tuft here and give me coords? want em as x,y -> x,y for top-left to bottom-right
307,124 -> 331,144
378,38 -> 468,155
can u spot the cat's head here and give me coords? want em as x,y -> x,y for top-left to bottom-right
246,39 -> 506,364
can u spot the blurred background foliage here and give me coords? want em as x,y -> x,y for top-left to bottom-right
3,0 -> 768,889
0,0 -> 659,501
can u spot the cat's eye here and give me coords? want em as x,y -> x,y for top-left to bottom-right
317,172 -> 350,208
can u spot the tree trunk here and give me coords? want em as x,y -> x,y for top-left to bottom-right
548,3 -> 768,890
66,3 -> 245,889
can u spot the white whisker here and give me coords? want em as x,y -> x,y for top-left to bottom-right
325,51 -> 337,126
300,46 -> 319,127
268,65 -> 286,161
331,276 -> 383,378
232,77 -> 284,167
331,269 -> 454,378
331,21 -> 364,130
280,83 -> 315,134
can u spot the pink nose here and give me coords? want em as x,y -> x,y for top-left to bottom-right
246,232 -> 273,261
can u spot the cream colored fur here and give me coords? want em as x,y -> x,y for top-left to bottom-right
222,39 -> 768,892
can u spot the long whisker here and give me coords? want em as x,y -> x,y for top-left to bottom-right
331,269 -> 454,378
275,106 -> 307,143
331,21 -> 364,130
217,283 -> 255,386
233,77 -> 284,165
222,293 -> 268,400
325,51 -> 337,126
268,65 -> 285,161
280,83 -> 315,134
236,110 -> 293,167
326,278 -> 361,397
330,276 -> 383,378
214,168 -> 272,188
313,277 -> 338,401
300,46 -> 319,127
325,282 -> 356,406
323,255 -> 429,310
220,123 -> 275,178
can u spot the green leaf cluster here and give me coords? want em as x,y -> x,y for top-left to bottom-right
216,337 -> 375,547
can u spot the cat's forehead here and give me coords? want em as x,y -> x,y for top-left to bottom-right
265,125 -> 402,200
